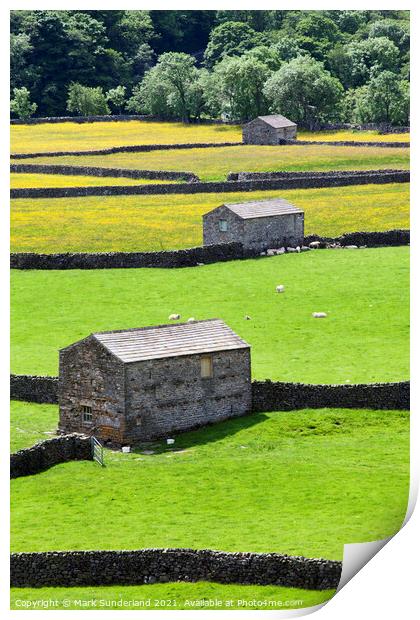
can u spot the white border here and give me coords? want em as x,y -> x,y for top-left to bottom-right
2,1 -> 417,618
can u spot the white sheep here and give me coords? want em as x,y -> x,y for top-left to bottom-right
169,313 -> 181,320
276,285 -> 285,293
244,315 -> 252,320
187,317 -> 195,322
312,312 -> 328,318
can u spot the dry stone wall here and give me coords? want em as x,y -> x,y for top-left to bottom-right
11,374 -> 58,403
11,163 -> 198,182
11,374 -> 409,411
10,170 -> 409,199
252,381 -> 409,412
10,434 -> 92,478
10,243 -> 252,270
11,141 -> 240,160
10,548 -> 341,590
284,139 -> 409,148
10,230 -> 409,271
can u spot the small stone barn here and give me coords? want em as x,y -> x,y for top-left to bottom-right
203,198 -> 304,252
243,114 -> 297,144
58,319 -> 251,444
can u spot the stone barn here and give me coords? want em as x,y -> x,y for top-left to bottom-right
203,197 -> 304,252
58,319 -> 252,445
242,114 -> 297,144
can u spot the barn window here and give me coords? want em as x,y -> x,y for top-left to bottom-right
219,219 -> 228,232
201,355 -> 213,378
82,405 -> 92,423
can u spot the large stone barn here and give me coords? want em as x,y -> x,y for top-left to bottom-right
242,114 -> 297,144
203,198 -> 304,252
58,319 -> 252,445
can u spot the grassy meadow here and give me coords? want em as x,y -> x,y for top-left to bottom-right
11,183 -> 409,253
12,143 -> 409,182
10,173 -> 177,189
11,247 -> 409,381
10,120 -> 409,155
298,130 -> 410,142
10,120 -> 242,154
11,400 -> 409,560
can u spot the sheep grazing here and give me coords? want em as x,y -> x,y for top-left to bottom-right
276,285 -> 285,293
244,315 -> 252,320
187,317 -> 195,322
169,313 -> 181,320
312,312 -> 328,318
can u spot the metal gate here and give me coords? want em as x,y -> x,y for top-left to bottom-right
91,436 -> 105,467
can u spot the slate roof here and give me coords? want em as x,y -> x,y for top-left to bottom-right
223,197 -> 303,220
92,319 -> 249,363
255,114 -> 296,128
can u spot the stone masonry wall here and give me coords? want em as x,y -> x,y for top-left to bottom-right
10,434 -> 92,478
10,242 -> 252,270
124,348 -> 252,442
252,381 -> 410,412
10,548 -> 342,590
59,336 -> 126,444
10,230 -> 409,271
11,163 -> 198,182
11,374 -> 409,411
284,139 -> 409,148
11,141 -> 241,160
10,170 -> 409,199
10,374 -> 58,403
227,169 -> 408,181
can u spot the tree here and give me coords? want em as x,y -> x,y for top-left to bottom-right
274,35 -> 307,62
10,87 -> 37,119
330,36 -> 400,88
66,83 -> 110,116
368,19 -> 409,55
106,85 -> 126,114
295,13 -> 342,60
208,56 -> 272,121
126,53 -> 206,121
263,56 -> 344,128
10,32 -> 33,90
204,21 -> 263,67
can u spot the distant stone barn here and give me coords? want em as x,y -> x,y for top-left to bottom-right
203,198 -> 304,252
58,319 -> 252,445
243,114 -> 297,144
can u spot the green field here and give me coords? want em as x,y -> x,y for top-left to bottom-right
12,143 -> 409,182
11,247 -> 409,381
10,582 -> 335,611
10,173 -> 177,189
10,400 -> 409,560
11,183 -> 409,253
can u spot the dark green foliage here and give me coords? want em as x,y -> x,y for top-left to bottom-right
10,9 -> 409,121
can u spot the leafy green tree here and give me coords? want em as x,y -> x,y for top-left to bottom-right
204,21 -> 263,67
368,19 -> 409,54
243,45 -> 282,71
263,56 -> 344,127
345,72 -> 409,125
330,36 -> 400,88
105,85 -> 126,114
295,13 -> 342,60
10,86 -> 37,119
66,83 -> 110,116
10,32 -> 33,90
209,56 -> 272,121
273,35 -> 307,62
126,53 -> 205,121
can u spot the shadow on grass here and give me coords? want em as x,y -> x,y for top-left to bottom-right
132,411 -> 269,455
